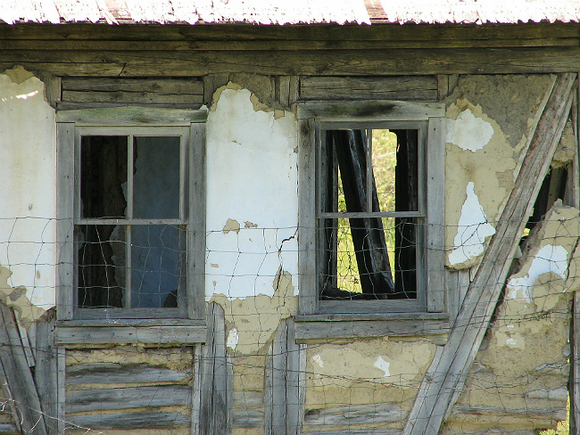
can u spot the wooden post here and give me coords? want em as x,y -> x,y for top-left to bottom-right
404,73 -> 577,435
0,303 -> 48,435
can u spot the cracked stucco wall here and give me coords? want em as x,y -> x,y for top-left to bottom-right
445,75 -> 553,270
0,66 -> 56,324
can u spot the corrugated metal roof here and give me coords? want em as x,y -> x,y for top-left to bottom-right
1,0 -> 580,25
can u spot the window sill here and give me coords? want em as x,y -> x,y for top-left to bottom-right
56,319 -> 207,345
294,312 -> 449,342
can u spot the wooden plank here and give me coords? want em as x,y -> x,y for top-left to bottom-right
56,105 -> 207,126
5,47 -> 580,77
0,354 -> 22,434
304,403 -> 405,426
403,73 -> 577,435
1,37 -> 578,51
0,22 -> 577,44
198,303 -> 232,435
34,310 -> 58,435
572,290 -> 580,434
56,324 -> 207,344
56,122 -> 75,321
0,304 -> 48,435
189,121 -> 207,321
62,77 -> 203,93
298,119 -> 317,315
298,100 -> 444,121
232,391 -> 264,429
300,76 -> 438,101
61,90 -> 203,105
295,315 -> 449,341
66,385 -> 192,413
67,411 -> 191,429
66,363 -> 191,385
426,117 -> 446,312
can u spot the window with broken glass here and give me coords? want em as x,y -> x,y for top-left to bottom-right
62,123 -> 205,320
314,119 -> 440,313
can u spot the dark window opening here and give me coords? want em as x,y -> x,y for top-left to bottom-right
319,128 -> 420,301
76,135 -> 185,311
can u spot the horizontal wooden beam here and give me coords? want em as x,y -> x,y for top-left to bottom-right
56,324 -> 207,344
4,47 -> 580,77
0,22 -> 578,42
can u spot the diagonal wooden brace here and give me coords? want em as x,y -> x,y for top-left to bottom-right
404,72 -> 577,435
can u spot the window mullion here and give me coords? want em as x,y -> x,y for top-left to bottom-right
126,135 -> 133,310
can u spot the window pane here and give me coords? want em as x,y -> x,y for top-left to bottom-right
133,137 -> 181,219
81,136 -> 128,219
373,129 -> 419,212
77,225 -> 126,308
372,130 -> 397,212
131,225 -> 184,308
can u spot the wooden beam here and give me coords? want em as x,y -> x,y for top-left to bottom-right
4,47 -> 580,77
0,22 -> 577,44
265,319 -> 304,435
403,73 -> 577,435
198,303 -> 232,435
0,304 -> 48,435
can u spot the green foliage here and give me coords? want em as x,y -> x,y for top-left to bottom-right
335,130 -> 397,292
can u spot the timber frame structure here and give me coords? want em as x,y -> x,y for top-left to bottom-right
3,4 -> 580,435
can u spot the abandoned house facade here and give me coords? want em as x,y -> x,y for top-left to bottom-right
2,1 -> 580,434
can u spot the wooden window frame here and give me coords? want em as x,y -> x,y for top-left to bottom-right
56,107 -> 207,343
296,100 -> 447,339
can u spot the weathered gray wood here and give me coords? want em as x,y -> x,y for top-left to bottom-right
298,100 -> 444,122
426,117 -> 446,313
231,391 -> 264,428
0,354 -> 22,434
203,73 -> 230,107
446,270 -> 471,322
57,105 -> 207,125
189,121 -> 207,321
34,309 -> 59,435
450,405 -> 567,421
0,304 -> 48,435
66,363 -> 191,384
8,47 -> 580,78
572,291 -> 580,435
404,73 -> 577,435
0,423 -> 20,434
265,319 -> 303,435
56,323 -> 207,344
0,22 -> 577,45
56,122 -> 75,321
191,344 -> 202,435
60,77 -> 204,108
298,119 -> 317,315
295,313 -> 449,341
67,411 -> 191,429
300,76 -> 438,101
56,347 -> 66,435
66,385 -> 192,413
304,403 -> 405,426
198,303 -> 232,435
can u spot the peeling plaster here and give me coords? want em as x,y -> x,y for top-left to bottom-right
448,182 -> 496,267
0,68 -> 56,317
226,327 -> 239,350
210,268 -> 298,355
206,86 -> 298,300
446,108 -> 494,152
374,356 -> 391,378
506,244 -> 568,304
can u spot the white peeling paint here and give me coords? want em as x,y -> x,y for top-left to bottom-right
374,356 -> 391,378
226,327 -> 239,350
446,108 -> 494,152
312,354 -> 324,368
506,244 -> 568,303
0,73 -> 56,310
506,337 -> 518,346
448,182 -> 496,266
205,88 -> 298,300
